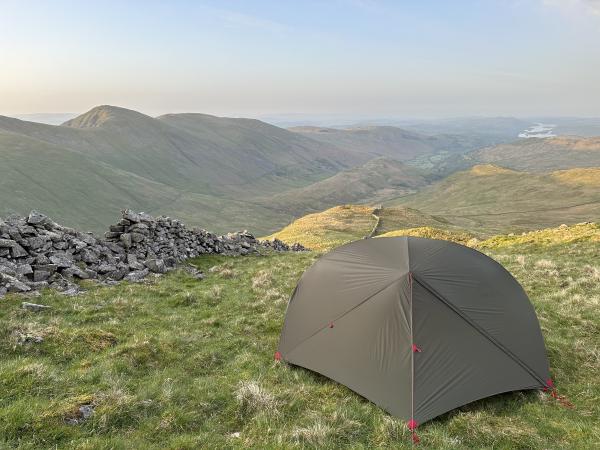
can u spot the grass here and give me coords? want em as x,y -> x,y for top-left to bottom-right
388,164 -> 600,235
376,226 -> 475,245
264,205 -> 377,251
1,225 -> 599,448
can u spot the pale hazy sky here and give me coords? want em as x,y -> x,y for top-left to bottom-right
1,0 -> 600,117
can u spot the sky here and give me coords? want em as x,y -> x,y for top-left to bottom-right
1,0 -> 600,118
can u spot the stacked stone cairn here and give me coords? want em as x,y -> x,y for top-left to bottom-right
0,209 -> 306,298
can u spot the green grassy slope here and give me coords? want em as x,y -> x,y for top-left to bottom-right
264,158 -> 427,216
288,126 -> 446,160
389,164 -> 600,234
266,204 -> 471,251
1,224 -> 598,448
264,205 -> 378,251
4,106 -> 462,236
0,106 -> 373,234
0,132 -> 286,234
472,136 -> 600,172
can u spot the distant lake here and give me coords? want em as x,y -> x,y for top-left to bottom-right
518,123 -> 556,138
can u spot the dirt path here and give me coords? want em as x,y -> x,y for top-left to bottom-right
366,205 -> 383,238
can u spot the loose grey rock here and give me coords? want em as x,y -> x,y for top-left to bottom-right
62,266 -> 89,279
0,239 -> 16,248
124,268 -> 149,282
120,233 -> 132,248
123,210 -> 141,223
98,263 -> 117,274
27,236 -> 47,250
10,243 -> 28,258
0,209 -> 307,297
27,210 -> 48,225
79,404 -> 94,420
145,258 -> 166,274
49,254 -> 72,268
33,270 -> 51,282
16,264 -> 33,276
6,276 -> 31,293
130,232 -> 145,243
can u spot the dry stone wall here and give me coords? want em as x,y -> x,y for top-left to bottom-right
0,209 -> 306,298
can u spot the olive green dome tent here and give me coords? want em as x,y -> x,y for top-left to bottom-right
277,237 -> 551,430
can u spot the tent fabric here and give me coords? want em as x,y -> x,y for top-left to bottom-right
277,236 -> 550,424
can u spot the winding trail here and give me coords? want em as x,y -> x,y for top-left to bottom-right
366,205 -> 383,238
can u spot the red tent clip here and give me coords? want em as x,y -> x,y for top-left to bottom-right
412,344 -> 422,353
407,420 -> 419,444
274,351 -> 281,361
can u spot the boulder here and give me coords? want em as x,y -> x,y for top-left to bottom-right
0,240 -> 15,248
10,244 -> 29,258
27,211 -> 48,225
49,254 -> 72,268
124,268 -> 149,282
62,266 -> 90,279
33,270 -> 51,282
98,263 -> 117,274
145,258 -> 166,274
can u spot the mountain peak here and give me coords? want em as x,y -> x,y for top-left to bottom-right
61,105 -> 153,128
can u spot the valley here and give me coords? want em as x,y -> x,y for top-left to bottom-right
3,107 -> 600,238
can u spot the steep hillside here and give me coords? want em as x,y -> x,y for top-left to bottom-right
59,106 -> 358,196
288,124 -> 493,161
264,158 -> 427,216
0,106 -> 374,234
473,136 -> 600,172
390,165 -> 600,234
289,126 -> 443,160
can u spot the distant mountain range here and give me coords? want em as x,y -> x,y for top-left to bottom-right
1,105 -> 599,234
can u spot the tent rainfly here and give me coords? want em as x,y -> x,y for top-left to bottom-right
276,237 -> 552,437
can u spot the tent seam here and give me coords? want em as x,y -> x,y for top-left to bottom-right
411,273 -> 546,386
408,238 -> 415,428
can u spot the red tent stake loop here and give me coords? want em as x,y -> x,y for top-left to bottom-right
412,430 -> 420,444
544,378 -> 574,409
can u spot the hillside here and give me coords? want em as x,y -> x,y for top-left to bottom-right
389,165 -> 600,234
1,220 -> 598,448
265,204 -> 459,251
289,126 -> 447,160
472,136 -> 600,172
264,158 -> 427,216
0,106 -> 373,234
